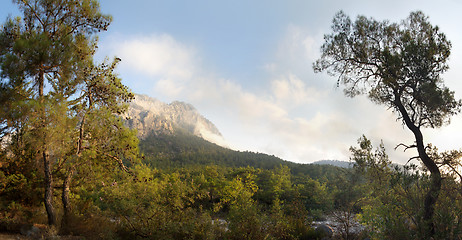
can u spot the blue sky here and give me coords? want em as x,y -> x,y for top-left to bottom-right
2,0 -> 462,163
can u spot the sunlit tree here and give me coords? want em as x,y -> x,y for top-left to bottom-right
0,0 -> 137,229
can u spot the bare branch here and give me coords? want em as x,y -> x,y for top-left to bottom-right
406,156 -> 420,165
395,143 -> 417,152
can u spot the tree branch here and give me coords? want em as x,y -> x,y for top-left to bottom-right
95,149 -> 133,176
395,143 -> 417,152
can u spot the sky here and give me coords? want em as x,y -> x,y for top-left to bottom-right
2,0 -> 462,164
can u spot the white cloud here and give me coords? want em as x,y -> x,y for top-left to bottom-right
109,34 -> 199,99
278,24 -> 321,63
271,73 -> 324,106
117,34 -> 196,79
155,78 -> 185,97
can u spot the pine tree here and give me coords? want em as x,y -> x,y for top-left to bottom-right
0,0 -> 138,229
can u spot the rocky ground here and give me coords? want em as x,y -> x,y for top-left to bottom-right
312,212 -> 366,238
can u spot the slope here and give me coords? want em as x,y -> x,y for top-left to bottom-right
139,130 -> 346,181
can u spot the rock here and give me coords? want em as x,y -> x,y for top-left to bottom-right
315,224 -> 334,238
20,224 -> 40,237
124,94 -> 227,146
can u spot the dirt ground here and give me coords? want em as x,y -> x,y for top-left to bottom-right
0,233 -> 84,240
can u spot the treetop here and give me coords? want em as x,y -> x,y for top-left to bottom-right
314,11 -> 461,129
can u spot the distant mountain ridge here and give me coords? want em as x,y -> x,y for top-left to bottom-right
124,94 -> 227,146
312,160 -> 353,168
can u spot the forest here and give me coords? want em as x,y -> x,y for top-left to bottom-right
2,0 -> 462,239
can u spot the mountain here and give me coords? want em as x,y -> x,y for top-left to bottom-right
125,94 -> 227,147
125,94 -> 348,181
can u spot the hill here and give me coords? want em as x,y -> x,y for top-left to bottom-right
139,130 -> 346,181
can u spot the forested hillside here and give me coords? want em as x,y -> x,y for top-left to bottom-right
139,130 -> 344,181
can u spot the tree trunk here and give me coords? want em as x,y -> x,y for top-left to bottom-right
61,113 -> 85,233
61,167 -> 75,234
414,129 -> 441,236
38,70 -> 57,227
395,94 -> 441,237
43,150 -> 57,226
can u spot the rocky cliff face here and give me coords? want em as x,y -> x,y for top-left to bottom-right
125,94 -> 226,146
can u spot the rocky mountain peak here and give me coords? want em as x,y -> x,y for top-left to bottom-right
124,94 -> 226,147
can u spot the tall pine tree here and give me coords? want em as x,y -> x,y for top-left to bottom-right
0,0 -> 138,228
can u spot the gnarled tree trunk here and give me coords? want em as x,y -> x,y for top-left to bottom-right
395,94 -> 441,236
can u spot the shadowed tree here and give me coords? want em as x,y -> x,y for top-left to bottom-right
313,11 -> 461,237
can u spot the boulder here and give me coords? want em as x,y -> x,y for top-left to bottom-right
315,224 -> 334,238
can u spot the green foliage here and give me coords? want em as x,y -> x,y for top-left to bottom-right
64,161 -> 331,240
225,189 -> 262,240
98,165 -> 221,240
432,178 -> 462,239
294,175 -> 332,215
349,136 -> 462,239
